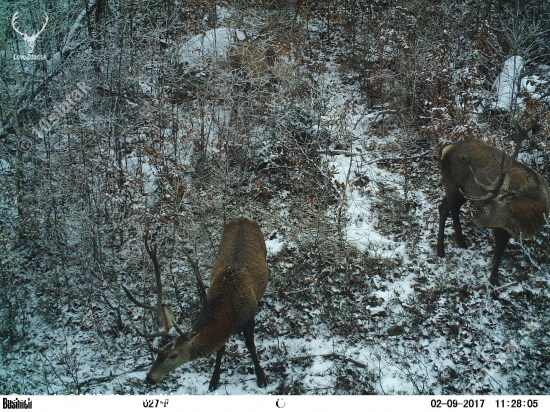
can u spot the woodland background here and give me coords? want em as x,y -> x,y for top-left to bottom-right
1,0 -> 550,395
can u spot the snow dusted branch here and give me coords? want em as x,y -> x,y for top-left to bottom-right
11,6 -> 92,130
47,7 -> 89,69
63,8 -> 88,55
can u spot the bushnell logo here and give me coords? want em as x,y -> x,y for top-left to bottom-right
11,11 -> 48,61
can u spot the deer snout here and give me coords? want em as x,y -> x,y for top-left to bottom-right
145,374 -> 159,385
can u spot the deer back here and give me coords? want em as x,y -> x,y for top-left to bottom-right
206,218 -> 268,332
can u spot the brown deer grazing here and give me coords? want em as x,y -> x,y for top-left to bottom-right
123,218 -> 269,390
437,120 -> 549,287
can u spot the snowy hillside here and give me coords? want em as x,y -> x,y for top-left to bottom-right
1,0 -> 550,396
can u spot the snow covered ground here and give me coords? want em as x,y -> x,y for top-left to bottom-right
2,5 -> 549,397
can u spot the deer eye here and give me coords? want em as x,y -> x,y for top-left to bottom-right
483,208 -> 489,215
169,354 -> 177,360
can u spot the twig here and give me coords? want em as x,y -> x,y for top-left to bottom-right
494,281 -> 519,292
322,352 -> 369,369
75,362 -> 151,392
76,374 -> 115,389
366,151 -> 433,165
289,352 -> 369,369
321,150 -> 433,164
38,350 -> 72,392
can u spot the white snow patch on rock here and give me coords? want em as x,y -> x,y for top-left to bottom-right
178,27 -> 245,72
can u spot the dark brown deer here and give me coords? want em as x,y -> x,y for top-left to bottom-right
437,120 -> 549,287
123,218 -> 269,390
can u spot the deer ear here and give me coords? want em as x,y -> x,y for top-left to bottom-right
497,191 -> 515,203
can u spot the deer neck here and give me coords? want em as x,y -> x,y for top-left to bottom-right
188,302 -> 236,360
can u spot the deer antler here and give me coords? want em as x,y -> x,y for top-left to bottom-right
460,118 -> 537,203
123,232 -> 210,349
176,235 -> 208,338
123,233 -> 184,341
258,18 -> 276,36
250,18 -> 277,43
183,250 -> 208,335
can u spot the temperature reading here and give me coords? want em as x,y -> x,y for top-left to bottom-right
143,399 -> 169,408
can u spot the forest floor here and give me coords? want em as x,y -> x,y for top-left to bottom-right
1,2 -> 549,396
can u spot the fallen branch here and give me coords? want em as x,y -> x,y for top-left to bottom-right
321,150 -> 433,164
366,151 -> 433,165
289,352 -> 369,369
75,362 -> 151,392
322,352 -> 369,369
493,281 -> 519,292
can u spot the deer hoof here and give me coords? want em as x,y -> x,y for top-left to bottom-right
209,375 -> 220,391
256,371 -> 267,388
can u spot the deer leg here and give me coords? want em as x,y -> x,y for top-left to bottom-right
450,197 -> 467,249
243,317 -> 267,388
490,228 -> 511,287
209,344 -> 226,391
437,197 -> 450,257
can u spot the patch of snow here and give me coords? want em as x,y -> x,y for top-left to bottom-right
309,357 -> 333,374
0,158 -> 11,172
266,238 -> 284,255
215,6 -> 234,21
328,154 -> 406,259
178,27 -> 245,73
492,56 -> 524,111
521,75 -> 547,99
